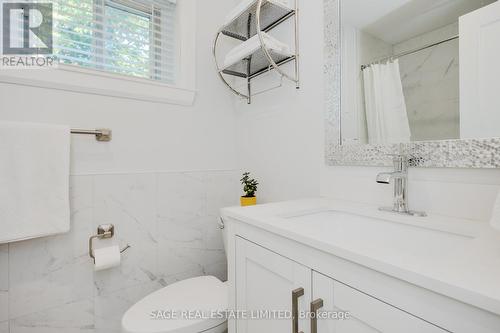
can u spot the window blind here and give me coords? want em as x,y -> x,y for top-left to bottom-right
53,0 -> 177,84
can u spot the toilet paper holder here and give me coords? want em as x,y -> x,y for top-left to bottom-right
89,224 -> 131,262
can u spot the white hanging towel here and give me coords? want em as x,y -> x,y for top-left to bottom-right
0,121 -> 70,243
490,189 -> 500,231
363,60 -> 412,145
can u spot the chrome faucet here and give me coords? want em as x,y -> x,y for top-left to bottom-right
376,155 -> 426,217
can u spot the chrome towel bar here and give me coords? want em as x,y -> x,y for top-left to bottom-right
71,128 -> 112,142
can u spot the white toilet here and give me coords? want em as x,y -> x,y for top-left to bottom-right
122,222 -> 229,333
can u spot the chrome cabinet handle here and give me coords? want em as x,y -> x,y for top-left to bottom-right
292,288 -> 305,333
310,298 -> 324,333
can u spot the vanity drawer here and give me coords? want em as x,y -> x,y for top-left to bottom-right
313,271 -> 446,333
336,282 -> 446,332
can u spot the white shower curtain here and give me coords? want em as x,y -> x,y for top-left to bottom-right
363,59 -> 411,144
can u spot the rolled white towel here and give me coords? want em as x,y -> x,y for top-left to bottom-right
223,32 -> 291,69
490,189 -> 500,231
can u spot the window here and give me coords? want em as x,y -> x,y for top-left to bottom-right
53,0 -> 177,84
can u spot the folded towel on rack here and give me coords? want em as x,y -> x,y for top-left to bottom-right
223,32 -> 292,70
223,0 -> 292,28
0,121 -> 70,243
490,188 -> 500,231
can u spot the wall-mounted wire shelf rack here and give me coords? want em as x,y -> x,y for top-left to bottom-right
213,0 -> 300,104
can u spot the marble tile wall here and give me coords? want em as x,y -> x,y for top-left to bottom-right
396,23 -> 460,142
0,170 -> 239,333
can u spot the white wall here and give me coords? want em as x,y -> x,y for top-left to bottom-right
0,1 -> 240,332
0,0 -> 237,175
234,0 -> 325,203
236,0 -> 500,223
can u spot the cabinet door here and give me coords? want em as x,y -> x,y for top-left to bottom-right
312,272 -> 446,333
235,237 -> 311,333
460,1 -> 500,138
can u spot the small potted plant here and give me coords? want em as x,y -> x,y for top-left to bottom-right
240,172 -> 259,206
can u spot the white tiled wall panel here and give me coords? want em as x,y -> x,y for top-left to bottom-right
2,170 -> 239,333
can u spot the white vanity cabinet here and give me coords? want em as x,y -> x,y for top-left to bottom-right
224,199 -> 500,333
235,236 -> 447,333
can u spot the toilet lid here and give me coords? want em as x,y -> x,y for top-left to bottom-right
122,276 -> 228,333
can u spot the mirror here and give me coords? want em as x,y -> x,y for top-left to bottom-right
341,0 -> 495,145
324,0 -> 500,168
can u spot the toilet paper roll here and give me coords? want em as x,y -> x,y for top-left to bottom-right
93,245 -> 121,271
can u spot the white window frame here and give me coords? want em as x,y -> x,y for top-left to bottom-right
0,0 -> 196,105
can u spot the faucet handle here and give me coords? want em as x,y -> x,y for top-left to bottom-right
387,143 -> 409,161
385,153 -> 408,171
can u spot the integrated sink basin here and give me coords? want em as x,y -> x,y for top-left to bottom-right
279,210 -> 480,259
284,210 -> 477,239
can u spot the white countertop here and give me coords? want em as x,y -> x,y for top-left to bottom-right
222,198 -> 500,316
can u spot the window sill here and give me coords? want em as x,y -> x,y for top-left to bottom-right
0,64 -> 196,106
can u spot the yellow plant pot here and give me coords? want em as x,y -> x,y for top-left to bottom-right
240,196 -> 257,207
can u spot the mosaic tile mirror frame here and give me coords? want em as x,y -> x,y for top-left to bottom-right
324,0 -> 500,168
